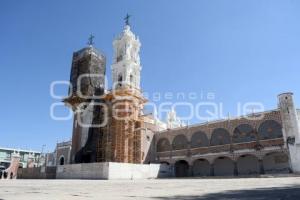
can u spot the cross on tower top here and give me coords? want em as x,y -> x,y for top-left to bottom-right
124,13 -> 131,26
87,34 -> 95,46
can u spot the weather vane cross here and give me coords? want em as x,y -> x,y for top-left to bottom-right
124,13 -> 131,26
87,34 -> 95,46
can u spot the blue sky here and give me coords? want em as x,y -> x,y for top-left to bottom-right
0,0 -> 299,152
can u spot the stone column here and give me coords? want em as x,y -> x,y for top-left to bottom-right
188,163 -> 193,177
259,159 -> 265,174
210,163 -> 214,176
234,162 -> 238,176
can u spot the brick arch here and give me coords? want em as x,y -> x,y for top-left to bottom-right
190,131 -> 209,148
258,120 -> 283,140
213,156 -> 234,176
227,119 -> 257,134
172,134 -> 188,150
174,160 -> 189,177
192,158 -> 210,176
210,128 -> 231,146
156,138 -> 171,152
232,124 -> 257,143
237,154 -> 260,175
59,156 -> 65,165
263,152 -> 290,174
160,161 -> 170,165
212,155 -> 234,163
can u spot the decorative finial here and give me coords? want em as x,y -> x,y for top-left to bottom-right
87,34 -> 94,46
124,13 -> 131,26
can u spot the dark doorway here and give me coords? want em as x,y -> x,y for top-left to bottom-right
59,157 -> 65,165
81,154 -> 92,163
193,159 -> 210,177
175,160 -> 189,177
214,157 -> 234,176
237,155 -> 260,175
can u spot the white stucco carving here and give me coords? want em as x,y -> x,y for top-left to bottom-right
152,107 -> 167,131
166,108 -> 185,129
111,25 -> 141,90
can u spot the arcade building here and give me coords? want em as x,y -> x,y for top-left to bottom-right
58,19 -> 300,178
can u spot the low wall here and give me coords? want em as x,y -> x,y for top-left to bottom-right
289,144 -> 300,173
56,162 -> 171,180
108,162 -> 169,179
18,167 -> 56,179
56,162 -> 109,179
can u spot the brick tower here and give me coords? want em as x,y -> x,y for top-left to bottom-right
64,39 -> 106,164
100,22 -> 147,163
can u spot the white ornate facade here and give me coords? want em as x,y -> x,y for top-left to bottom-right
166,108 -> 184,129
111,25 -> 141,90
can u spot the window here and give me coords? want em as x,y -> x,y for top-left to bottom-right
59,156 -> 65,165
130,74 -> 134,84
118,74 -> 123,87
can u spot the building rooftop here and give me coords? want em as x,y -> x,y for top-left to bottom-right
0,147 -> 41,154
74,45 -> 105,60
157,108 -> 280,133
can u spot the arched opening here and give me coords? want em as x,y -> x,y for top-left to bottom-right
237,155 -> 260,175
172,135 -> 188,150
118,74 -> 123,82
214,157 -> 234,176
157,138 -> 171,152
232,124 -> 256,143
263,152 -> 290,174
160,161 -> 170,165
190,131 -> 209,148
210,128 -> 231,146
174,160 -> 189,177
118,74 -> 123,87
192,159 -> 210,177
258,120 -> 283,140
59,156 -> 65,166
130,74 -> 134,84
3,171 -> 8,179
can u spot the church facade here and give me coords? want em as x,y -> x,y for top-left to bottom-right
63,20 -> 300,178
64,22 -> 155,166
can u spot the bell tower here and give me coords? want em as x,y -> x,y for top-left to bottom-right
111,17 -> 141,90
102,16 -> 147,163
64,35 -> 106,164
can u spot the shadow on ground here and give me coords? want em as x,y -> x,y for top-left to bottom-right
151,185 -> 300,200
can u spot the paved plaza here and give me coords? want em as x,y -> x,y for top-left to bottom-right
1,177 -> 300,200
